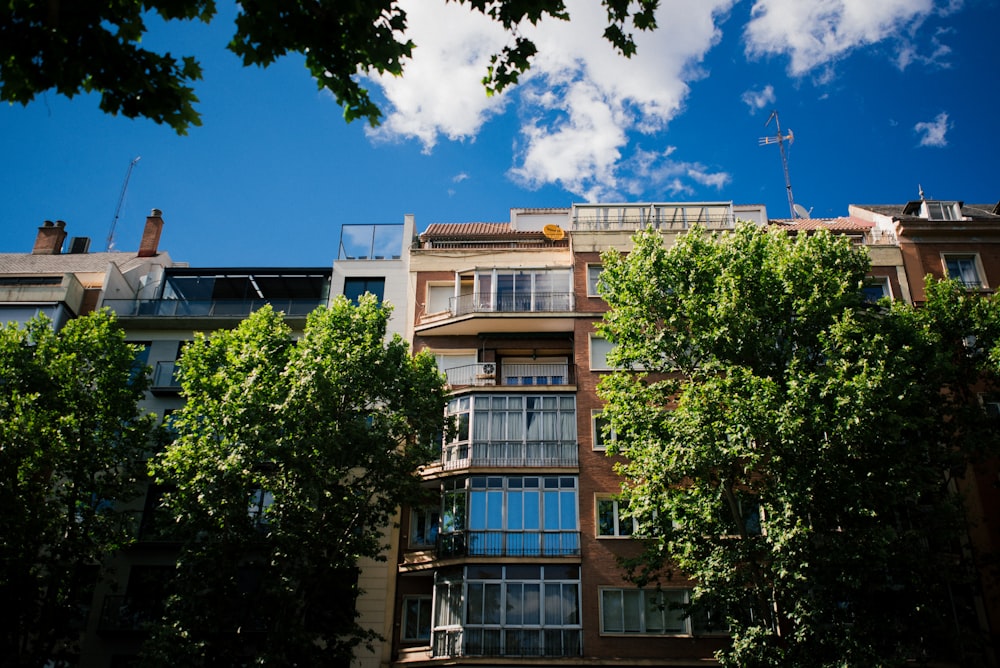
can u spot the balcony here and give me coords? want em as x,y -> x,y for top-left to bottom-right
441,441 -> 578,471
444,362 -> 575,388
432,628 -> 582,658
438,530 -> 581,558
105,297 -> 323,319
572,202 -> 738,231
450,291 -> 573,316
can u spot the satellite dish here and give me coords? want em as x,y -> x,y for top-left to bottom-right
793,204 -> 811,219
543,224 -> 565,240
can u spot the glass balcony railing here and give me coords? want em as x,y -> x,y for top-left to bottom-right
441,441 -> 578,470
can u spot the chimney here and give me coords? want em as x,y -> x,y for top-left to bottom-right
32,220 -> 68,255
138,208 -> 164,258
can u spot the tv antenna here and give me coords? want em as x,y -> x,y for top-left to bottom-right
105,156 -> 141,251
758,111 -> 798,218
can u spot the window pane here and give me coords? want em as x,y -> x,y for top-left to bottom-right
506,583 -> 523,625
602,591 -> 623,632
484,583 -> 502,624
467,583 -> 484,624
560,491 -> 576,529
523,584 -> 540,625
623,590 -> 642,632
598,499 -> 615,536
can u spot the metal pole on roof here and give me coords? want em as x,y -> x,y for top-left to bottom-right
105,156 -> 141,251
759,111 -> 796,218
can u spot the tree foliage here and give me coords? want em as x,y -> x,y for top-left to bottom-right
0,311 -> 154,667
596,224 -> 1000,667
0,0 -> 659,133
144,297 -> 448,666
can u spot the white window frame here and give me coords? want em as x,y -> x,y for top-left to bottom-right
599,588 -> 689,635
942,253 -> 987,289
922,200 -> 961,221
426,282 -> 456,315
589,335 -> 614,371
402,595 -> 433,642
591,410 -> 616,451
862,276 -> 892,302
586,264 -> 604,297
432,565 -> 582,657
596,496 -> 636,538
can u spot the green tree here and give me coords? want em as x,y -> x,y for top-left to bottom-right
0,0 -> 658,133
0,311 -> 154,667
144,297 -> 448,666
596,224 -> 1000,667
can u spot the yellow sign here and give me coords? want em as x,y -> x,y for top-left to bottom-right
543,224 -> 565,240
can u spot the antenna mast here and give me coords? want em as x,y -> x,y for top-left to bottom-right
758,111 -> 796,218
105,156 -> 141,251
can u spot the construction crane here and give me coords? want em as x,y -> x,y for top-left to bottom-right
105,156 -> 141,251
758,111 -> 798,218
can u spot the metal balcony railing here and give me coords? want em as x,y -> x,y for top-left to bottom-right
444,363 -> 575,388
441,440 -> 578,470
104,298 -> 324,318
438,530 -> 580,558
432,628 -> 582,658
449,292 -> 573,316
572,203 -> 736,231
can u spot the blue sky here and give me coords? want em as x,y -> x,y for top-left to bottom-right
1,0 -> 998,267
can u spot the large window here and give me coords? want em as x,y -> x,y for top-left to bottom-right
461,269 -> 572,314
600,588 -> 687,635
443,395 -> 577,467
439,476 -> 579,557
943,254 -> 984,289
343,276 -> 386,304
433,565 -> 581,658
600,588 -> 729,636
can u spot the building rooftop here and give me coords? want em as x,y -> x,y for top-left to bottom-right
770,217 -> 873,232
0,251 -> 168,275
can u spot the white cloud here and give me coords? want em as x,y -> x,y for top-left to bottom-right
895,26 -> 954,70
452,172 -> 470,183
365,0 -> 735,200
744,0 -> 940,75
914,111 -> 951,147
364,3 -> 511,150
741,85 -> 776,113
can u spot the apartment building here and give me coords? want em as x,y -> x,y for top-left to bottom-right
85,218 -> 415,667
394,202 -> 826,666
